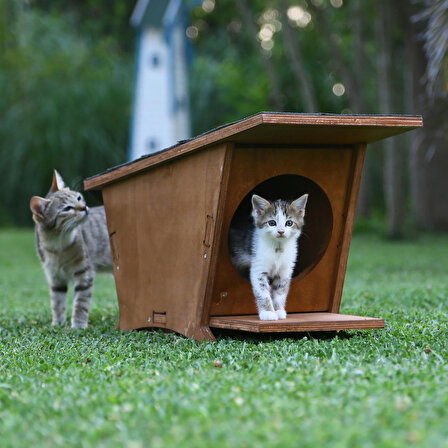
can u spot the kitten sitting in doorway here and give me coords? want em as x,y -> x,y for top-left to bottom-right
30,171 -> 112,328
230,194 -> 308,321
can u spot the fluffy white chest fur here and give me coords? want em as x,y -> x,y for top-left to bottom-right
251,230 -> 299,279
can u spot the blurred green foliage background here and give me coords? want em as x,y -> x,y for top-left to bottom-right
0,0 -> 447,234
0,0 -> 134,225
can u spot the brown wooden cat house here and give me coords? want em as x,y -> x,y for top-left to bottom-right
84,113 -> 422,341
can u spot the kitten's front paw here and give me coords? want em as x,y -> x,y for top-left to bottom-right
259,310 -> 278,321
52,318 -> 66,326
71,320 -> 88,329
276,309 -> 287,320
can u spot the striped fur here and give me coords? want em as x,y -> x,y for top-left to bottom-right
230,194 -> 308,321
30,171 -> 112,328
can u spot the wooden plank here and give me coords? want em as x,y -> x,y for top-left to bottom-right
330,144 -> 366,313
84,113 -> 422,191
260,113 -> 422,128
199,143 -> 234,341
209,312 -> 384,332
102,144 -> 227,338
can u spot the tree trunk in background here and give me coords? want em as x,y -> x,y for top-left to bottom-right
351,0 -> 372,218
378,0 -> 406,238
310,4 -> 361,111
280,0 -> 318,112
397,0 -> 429,229
398,0 -> 448,231
411,99 -> 448,230
311,1 -> 372,218
237,0 -> 284,111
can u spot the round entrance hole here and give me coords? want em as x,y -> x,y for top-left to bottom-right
228,174 -> 333,280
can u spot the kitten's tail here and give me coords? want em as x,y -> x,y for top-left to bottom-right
229,227 -> 252,276
230,249 -> 251,272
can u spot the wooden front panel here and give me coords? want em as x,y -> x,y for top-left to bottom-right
102,144 -> 228,338
210,145 -> 359,316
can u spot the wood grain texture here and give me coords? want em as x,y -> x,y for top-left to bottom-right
210,145 -> 354,316
84,113 -> 422,191
209,312 -> 384,332
199,144 -> 234,338
102,144 -> 228,339
330,143 -> 367,313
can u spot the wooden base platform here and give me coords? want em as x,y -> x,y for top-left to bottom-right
209,312 -> 384,333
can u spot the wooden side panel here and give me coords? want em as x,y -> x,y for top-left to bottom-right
201,145 -> 234,331
329,143 -> 366,312
210,145 -> 355,316
102,144 -> 228,339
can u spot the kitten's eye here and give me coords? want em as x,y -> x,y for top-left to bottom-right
77,195 -> 82,201
268,220 -> 276,227
285,220 -> 294,227
63,205 -> 73,212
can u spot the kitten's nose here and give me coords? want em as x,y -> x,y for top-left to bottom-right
278,229 -> 285,235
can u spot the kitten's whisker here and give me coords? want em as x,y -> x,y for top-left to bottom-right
61,219 -> 75,234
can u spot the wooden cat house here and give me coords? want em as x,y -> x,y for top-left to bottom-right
84,113 -> 422,341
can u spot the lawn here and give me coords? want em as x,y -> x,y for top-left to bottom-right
0,229 -> 447,448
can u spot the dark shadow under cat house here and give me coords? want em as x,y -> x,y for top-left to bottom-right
84,113 -> 422,341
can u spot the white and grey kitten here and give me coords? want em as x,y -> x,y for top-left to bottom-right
30,170 -> 112,328
230,194 -> 308,321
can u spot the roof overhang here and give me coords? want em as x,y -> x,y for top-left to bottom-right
85,112 -> 423,191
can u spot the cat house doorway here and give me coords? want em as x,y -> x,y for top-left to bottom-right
209,144 -> 353,318
228,174 -> 333,281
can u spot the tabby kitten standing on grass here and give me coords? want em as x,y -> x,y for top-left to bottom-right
230,194 -> 308,321
30,171 -> 112,328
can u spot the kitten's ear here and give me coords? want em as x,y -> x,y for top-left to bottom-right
48,170 -> 66,194
251,194 -> 271,216
290,194 -> 308,216
30,196 -> 50,220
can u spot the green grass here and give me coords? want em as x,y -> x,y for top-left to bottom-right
0,229 -> 447,448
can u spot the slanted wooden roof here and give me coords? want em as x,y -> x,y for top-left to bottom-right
84,112 -> 423,191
